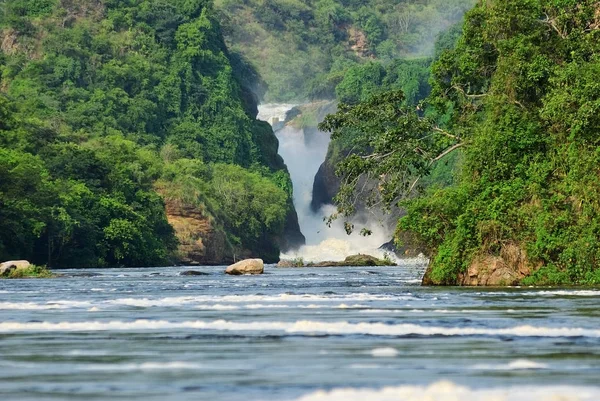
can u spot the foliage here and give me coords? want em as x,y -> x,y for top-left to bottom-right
215,0 -> 475,101
0,0 -> 295,267
2,265 -> 55,279
210,164 -> 288,261
321,0 -> 600,285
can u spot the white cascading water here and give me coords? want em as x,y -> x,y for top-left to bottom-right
258,104 -> 397,263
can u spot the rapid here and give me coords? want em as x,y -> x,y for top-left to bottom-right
1,264 -> 600,400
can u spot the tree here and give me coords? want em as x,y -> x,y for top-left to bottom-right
319,90 -> 463,220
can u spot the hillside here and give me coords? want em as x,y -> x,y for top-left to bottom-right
320,0 -> 600,285
0,0 -> 303,267
215,0 -> 475,101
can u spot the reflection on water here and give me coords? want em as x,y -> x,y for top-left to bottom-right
1,262 -> 600,400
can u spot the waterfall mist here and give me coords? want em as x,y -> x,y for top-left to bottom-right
259,104 -> 397,263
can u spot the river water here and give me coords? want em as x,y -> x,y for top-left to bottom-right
1,263 -> 600,400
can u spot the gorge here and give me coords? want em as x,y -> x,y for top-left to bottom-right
258,103 -> 399,263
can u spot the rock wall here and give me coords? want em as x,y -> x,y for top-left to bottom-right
422,244 -> 537,286
165,202 -> 236,266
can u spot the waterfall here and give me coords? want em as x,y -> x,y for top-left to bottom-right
258,104 -> 397,263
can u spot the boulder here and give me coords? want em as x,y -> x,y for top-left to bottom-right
307,254 -> 396,267
225,259 -> 264,275
0,260 -> 31,276
277,259 -> 305,268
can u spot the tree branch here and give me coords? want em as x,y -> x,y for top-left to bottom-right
431,142 -> 464,163
433,126 -> 461,141
452,85 -> 488,99
540,13 -> 568,39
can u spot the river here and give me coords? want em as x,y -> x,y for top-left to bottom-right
1,263 -> 600,400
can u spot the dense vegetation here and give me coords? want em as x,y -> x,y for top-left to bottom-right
0,0 -> 300,267
215,0 -> 474,101
322,0 -> 600,285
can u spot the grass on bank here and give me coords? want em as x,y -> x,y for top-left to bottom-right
2,265 -> 55,279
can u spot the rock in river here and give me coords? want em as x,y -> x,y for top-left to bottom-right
0,260 -> 31,276
225,259 -> 264,275
180,270 -> 210,276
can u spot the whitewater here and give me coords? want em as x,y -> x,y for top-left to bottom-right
258,104 -> 398,263
1,264 -> 600,401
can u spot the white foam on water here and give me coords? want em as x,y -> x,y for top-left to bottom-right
245,304 -> 291,309
0,302 -> 67,310
2,319 -> 600,338
534,290 -> 600,297
261,102 -> 404,264
282,237 -> 399,264
0,293 -> 408,312
359,309 -> 406,314
370,348 -> 399,358
349,364 -> 382,369
83,361 -> 202,371
50,300 -> 95,308
293,381 -> 600,401
99,293 -> 407,308
67,349 -> 111,356
336,304 -> 367,309
471,359 -> 549,371
0,300 -> 94,310
195,304 -> 240,311
257,103 -> 297,123
481,290 -> 600,297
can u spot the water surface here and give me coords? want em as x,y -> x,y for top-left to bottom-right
1,263 -> 600,400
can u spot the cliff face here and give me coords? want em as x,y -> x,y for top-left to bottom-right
422,244 -> 537,286
165,202 -> 232,266
311,151 -> 341,213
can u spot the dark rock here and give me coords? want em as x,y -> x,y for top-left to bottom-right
67,272 -> 103,278
180,270 -> 210,276
311,159 -> 340,213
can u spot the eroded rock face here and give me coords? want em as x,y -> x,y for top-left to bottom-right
225,259 -> 264,275
164,201 -> 233,266
0,260 -> 31,276
423,244 -> 535,286
459,244 -> 533,286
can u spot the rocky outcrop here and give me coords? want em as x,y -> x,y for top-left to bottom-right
309,254 -> 395,267
165,201 -> 235,266
0,260 -> 31,276
1,29 -> 18,55
422,244 -> 536,286
278,254 -> 395,268
347,27 -> 373,58
281,208 -> 305,252
311,156 -> 340,212
277,258 -> 305,268
458,245 -> 534,286
225,259 -> 264,275
387,230 -> 428,258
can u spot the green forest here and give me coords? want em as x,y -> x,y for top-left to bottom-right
323,0 -> 600,285
0,0 -> 302,267
215,0 -> 474,101
2,0 -> 600,286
